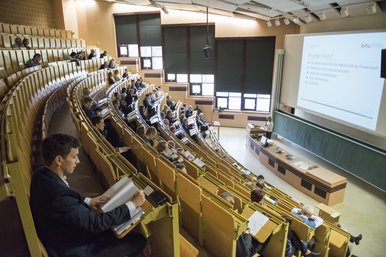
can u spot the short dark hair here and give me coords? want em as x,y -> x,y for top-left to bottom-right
82,96 -> 92,105
256,175 -> 265,180
41,134 -> 80,166
33,53 -> 41,59
91,116 -> 103,126
251,189 -> 265,204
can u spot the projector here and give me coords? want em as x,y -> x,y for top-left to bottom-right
203,45 -> 211,59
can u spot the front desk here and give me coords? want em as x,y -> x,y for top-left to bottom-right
248,136 -> 347,206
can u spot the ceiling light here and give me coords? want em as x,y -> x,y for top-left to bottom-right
340,7 -> 349,17
284,18 -> 290,25
275,19 -> 280,26
367,2 -> 377,14
292,16 -> 300,24
304,14 -> 312,23
266,20 -> 272,27
319,11 -> 326,21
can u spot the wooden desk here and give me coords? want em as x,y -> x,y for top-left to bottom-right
316,203 -> 341,223
246,123 -> 266,135
247,136 -> 347,206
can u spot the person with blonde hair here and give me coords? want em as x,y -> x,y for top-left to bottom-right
291,205 -> 324,229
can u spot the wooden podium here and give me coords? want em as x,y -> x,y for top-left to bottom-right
248,136 -> 347,206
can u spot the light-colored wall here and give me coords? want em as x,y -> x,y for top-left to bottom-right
0,0 -> 62,28
61,1 -> 299,60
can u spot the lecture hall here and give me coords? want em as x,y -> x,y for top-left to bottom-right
0,1 -> 385,257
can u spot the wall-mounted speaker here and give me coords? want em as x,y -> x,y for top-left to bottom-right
381,49 -> 386,78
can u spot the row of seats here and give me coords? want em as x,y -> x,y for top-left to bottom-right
0,58 -> 108,257
66,70 -> 184,257
0,22 -> 73,39
0,32 -> 86,49
163,95 -> 352,257
105,82 -> 287,257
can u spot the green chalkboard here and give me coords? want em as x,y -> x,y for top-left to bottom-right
274,111 -> 386,191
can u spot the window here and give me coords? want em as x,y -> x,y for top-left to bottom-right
202,83 -> 214,96
243,94 -> 257,110
229,92 -> 241,110
256,94 -> 271,112
177,74 -> 188,83
128,44 -> 139,57
167,73 -> 176,82
191,84 -> 201,95
216,92 -> 228,109
188,74 -> 214,96
140,45 -> 163,69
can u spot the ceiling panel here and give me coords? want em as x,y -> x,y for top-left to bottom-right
192,0 -> 239,12
156,0 -> 192,4
253,0 -> 305,12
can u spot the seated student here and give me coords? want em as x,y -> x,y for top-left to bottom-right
88,49 -> 96,59
251,188 -> 266,205
136,126 -> 146,140
182,118 -> 191,133
22,38 -> 31,49
166,95 -> 175,110
122,68 -> 129,79
108,71 -> 115,85
185,105 -> 193,118
194,105 -> 202,115
255,175 -> 272,190
25,53 -> 41,68
220,192 -> 269,257
12,36 -> 23,48
282,215 -> 320,257
30,134 -> 146,257
82,96 -> 97,119
99,61 -> 108,70
144,126 -> 158,147
166,110 -> 176,124
291,205 -> 324,229
114,69 -> 122,81
333,222 -> 362,257
112,99 -> 125,118
156,141 -> 187,174
100,50 -> 108,58
108,59 -> 117,69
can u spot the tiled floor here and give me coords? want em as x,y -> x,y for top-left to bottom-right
218,127 -> 386,257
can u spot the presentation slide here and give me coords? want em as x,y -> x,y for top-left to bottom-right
297,32 -> 386,131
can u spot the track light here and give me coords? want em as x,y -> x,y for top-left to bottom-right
266,20 -> 272,27
283,18 -> 290,25
319,11 -> 326,20
367,2 -> 377,14
292,16 -> 300,24
340,7 -> 349,17
304,14 -> 312,23
274,18 -> 280,26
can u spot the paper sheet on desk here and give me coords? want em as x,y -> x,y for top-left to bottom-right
248,211 -> 269,236
294,161 -> 311,170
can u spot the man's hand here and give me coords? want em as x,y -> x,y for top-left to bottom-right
131,190 -> 146,208
89,195 -> 110,212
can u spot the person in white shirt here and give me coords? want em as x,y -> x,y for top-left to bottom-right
265,115 -> 274,139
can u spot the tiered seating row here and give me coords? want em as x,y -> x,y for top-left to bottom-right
106,82 -> 288,257
0,58 -> 105,257
0,32 -> 85,49
0,22 -> 73,39
164,95 -> 351,257
67,70 -> 181,257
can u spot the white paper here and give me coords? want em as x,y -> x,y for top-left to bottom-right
101,177 -> 139,212
248,211 -> 269,236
